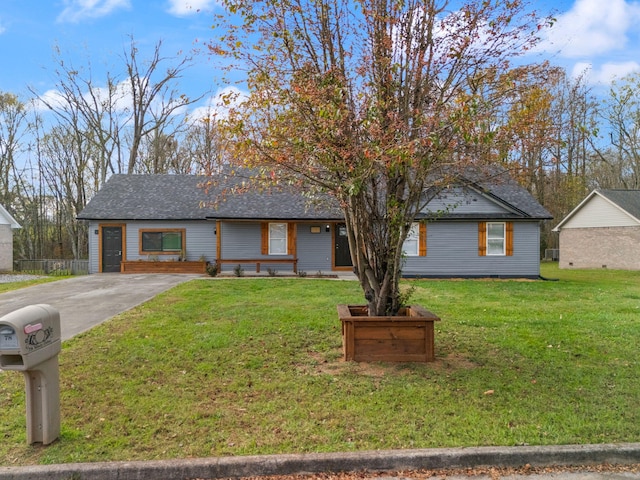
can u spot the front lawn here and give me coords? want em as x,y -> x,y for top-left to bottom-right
1,263 -> 639,465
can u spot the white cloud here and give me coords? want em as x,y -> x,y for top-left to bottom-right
86,82 -> 132,112
57,0 -> 131,23
33,77 -> 198,121
592,62 -> 640,84
31,89 -> 67,112
166,0 -> 218,17
537,0 -> 640,58
189,86 -> 248,122
32,81 -> 131,114
569,61 -> 640,85
570,62 -> 593,80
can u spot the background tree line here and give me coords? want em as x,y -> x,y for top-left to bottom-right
1,38 -> 228,264
2,37 -> 640,265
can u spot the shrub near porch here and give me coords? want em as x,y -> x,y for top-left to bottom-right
1,264 -> 639,465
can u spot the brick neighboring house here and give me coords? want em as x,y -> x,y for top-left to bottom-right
553,189 -> 640,270
0,204 -> 20,271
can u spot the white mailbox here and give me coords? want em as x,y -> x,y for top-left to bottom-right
0,304 -> 61,445
0,304 -> 61,370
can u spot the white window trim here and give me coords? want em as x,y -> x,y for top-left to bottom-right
402,223 -> 420,257
486,222 -> 506,256
269,222 -> 287,255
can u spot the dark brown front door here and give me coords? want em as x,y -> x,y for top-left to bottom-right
102,226 -> 123,272
334,223 -> 352,268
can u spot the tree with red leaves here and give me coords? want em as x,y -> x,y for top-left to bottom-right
211,0 -> 552,315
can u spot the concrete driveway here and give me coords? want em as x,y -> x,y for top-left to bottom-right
0,274 -> 199,341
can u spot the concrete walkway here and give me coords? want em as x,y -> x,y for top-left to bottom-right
0,274 -> 199,340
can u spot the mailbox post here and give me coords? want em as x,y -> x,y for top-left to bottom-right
0,304 -> 61,445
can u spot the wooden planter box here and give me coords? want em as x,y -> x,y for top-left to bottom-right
120,261 -> 207,274
338,304 -> 440,362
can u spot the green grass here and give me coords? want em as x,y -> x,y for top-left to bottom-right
1,263 -> 639,465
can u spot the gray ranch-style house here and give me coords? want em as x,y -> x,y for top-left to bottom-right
77,171 -> 552,278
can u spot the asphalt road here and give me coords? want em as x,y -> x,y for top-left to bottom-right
0,273 -> 199,340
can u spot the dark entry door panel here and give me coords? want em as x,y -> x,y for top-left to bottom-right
102,227 -> 123,272
334,223 -> 353,268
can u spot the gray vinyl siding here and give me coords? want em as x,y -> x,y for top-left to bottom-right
87,221 -> 99,274
219,222 -> 263,273
296,223 -> 333,273
125,221 -> 216,262
219,221 -> 299,273
86,220 -> 215,274
219,222 -> 261,260
196,219 -> 542,277
86,218 -> 541,277
219,221 -> 333,273
425,188 -> 507,216
403,221 -> 541,278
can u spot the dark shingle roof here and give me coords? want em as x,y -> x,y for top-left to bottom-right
78,172 -> 551,221
475,180 -> 552,219
77,174 -> 343,221
599,189 -> 640,220
78,175 -> 205,221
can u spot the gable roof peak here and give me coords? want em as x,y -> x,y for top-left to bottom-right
553,188 -> 640,231
0,203 -> 20,229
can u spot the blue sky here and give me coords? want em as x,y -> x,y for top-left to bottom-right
0,0 -> 222,111
2,0 -> 640,117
